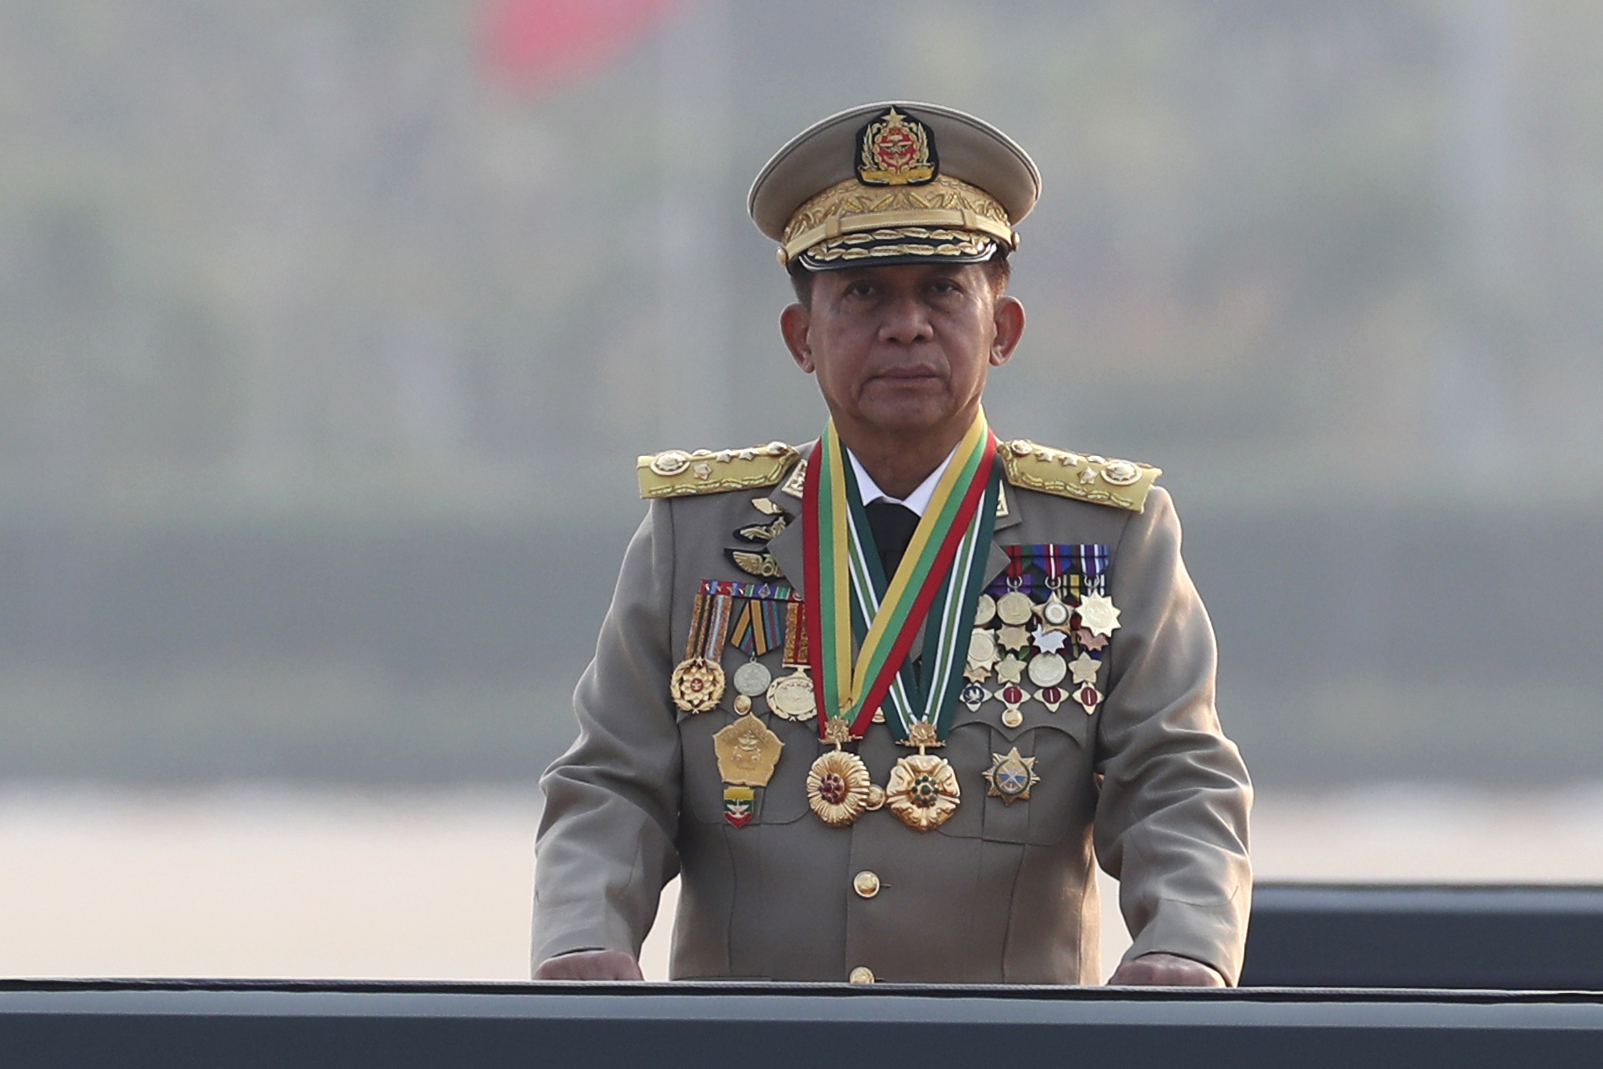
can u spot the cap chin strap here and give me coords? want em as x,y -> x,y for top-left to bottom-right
781,209 -> 1016,266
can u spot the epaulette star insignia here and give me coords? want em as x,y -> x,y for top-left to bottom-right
637,442 -> 800,499
998,439 -> 1160,512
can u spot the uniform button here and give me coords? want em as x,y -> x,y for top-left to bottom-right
852,870 -> 881,898
849,966 -> 875,984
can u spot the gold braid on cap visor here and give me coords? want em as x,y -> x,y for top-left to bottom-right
779,174 -> 1017,266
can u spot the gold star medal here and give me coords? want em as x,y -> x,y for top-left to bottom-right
994,655 -> 1026,684
1076,593 -> 1121,637
973,593 -> 997,627
983,747 -> 1039,805
965,628 -> 999,682
997,624 -> 1031,652
1068,652 -> 1101,686
1040,591 -> 1073,629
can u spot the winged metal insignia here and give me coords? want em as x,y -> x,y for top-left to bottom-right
726,548 -> 785,579
735,515 -> 790,544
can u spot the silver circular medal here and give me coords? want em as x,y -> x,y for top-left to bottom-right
1027,651 -> 1068,688
1042,596 -> 1071,627
973,593 -> 997,628
733,660 -> 772,697
996,591 -> 1034,626
968,629 -> 998,665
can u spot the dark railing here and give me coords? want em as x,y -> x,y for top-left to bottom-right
1,979 -> 1601,1068
7,884 -> 1603,1067
1242,883 -> 1603,989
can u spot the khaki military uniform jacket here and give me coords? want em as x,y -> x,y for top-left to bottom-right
533,440 -> 1251,984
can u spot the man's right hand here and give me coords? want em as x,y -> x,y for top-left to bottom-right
533,949 -> 645,981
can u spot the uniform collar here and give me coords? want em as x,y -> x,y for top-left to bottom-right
846,447 -> 955,518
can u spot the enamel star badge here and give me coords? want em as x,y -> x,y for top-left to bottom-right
983,747 -> 1040,805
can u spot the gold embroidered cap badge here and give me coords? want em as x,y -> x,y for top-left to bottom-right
856,107 -> 937,186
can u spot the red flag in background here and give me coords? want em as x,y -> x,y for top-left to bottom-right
479,0 -> 686,94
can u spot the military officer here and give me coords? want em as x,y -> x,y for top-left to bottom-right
533,102 -> 1251,985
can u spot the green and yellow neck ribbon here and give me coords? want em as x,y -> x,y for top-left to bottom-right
803,412 -> 1001,742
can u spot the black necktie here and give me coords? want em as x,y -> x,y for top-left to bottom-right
864,500 -> 920,580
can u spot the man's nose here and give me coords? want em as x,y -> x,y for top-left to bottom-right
877,294 -> 934,344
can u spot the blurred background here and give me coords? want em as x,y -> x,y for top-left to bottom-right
2,0 -> 1601,980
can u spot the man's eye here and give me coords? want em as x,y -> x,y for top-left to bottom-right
848,283 -> 875,297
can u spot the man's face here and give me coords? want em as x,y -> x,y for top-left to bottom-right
780,262 -> 1025,441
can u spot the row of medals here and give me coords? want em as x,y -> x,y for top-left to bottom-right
669,585 -> 1111,833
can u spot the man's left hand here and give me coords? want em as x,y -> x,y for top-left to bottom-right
1107,952 -> 1225,986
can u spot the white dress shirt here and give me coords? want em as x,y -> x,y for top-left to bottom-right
846,446 -> 957,518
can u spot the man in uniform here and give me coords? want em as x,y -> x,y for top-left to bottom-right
532,103 -> 1251,986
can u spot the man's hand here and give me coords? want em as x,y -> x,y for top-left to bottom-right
1107,952 -> 1225,987
533,949 -> 644,981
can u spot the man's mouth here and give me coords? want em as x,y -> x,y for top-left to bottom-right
871,364 -> 941,382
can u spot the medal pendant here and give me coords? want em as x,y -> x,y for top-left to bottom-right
733,660 -> 772,698
1041,592 -> 1072,628
806,749 -> 874,827
983,747 -> 1039,805
973,593 -> 997,627
1076,593 -> 1122,637
886,753 -> 961,831
1027,651 -> 1067,689
998,682 -> 1027,727
968,628 -> 998,666
1068,652 -> 1101,686
713,714 -> 784,787
766,667 -> 817,721
997,625 -> 1031,653
670,657 -> 725,712
996,590 -> 1034,626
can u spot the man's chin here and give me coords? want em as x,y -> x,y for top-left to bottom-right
850,405 -> 957,438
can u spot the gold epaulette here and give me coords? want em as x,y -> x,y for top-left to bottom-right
638,442 -> 801,499
999,439 -> 1160,512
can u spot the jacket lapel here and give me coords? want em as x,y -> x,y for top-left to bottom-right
984,479 -> 1024,589
766,511 -> 806,600
764,440 -> 812,599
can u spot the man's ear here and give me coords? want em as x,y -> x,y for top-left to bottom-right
780,304 -> 815,373
990,295 -> 1025,367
